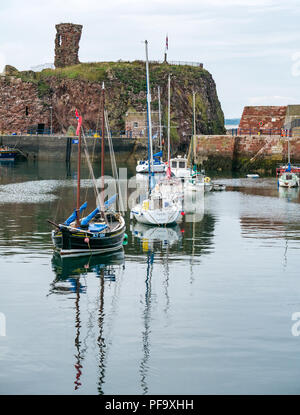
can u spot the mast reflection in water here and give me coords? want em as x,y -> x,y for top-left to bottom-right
130,223 -> 183,394
50,250 -> 125,394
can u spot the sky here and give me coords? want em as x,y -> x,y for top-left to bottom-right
1,0 -> 300,118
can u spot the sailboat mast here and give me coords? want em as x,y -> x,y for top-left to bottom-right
288,135 -> 290,165
167,74 -> 171,169
193,91 -> 196,137
76,126 -> 82,227
158,86 -> 162,150
192,91 -> 196,166
101,83 -> 105,212
145,41 -> 154,175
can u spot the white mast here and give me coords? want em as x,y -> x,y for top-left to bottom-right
193,91 -> 196,137
158,86 -> 162,150
167,74 -> 171,168
145,40 -> 153,169
193,91 -> 196,163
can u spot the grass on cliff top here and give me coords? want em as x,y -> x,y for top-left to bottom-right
14,61 -> 210,84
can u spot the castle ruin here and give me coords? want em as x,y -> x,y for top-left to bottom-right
54,23 -> 83,68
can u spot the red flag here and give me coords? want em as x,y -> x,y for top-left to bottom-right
166,35 -> 168,50
75,109 -> 82,136
166,165 -> 171,179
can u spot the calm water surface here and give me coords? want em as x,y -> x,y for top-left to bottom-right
1,160 -> 300,395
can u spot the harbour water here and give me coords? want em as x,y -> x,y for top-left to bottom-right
1,160 -> 300,394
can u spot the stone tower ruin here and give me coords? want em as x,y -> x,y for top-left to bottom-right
54,23 -> 83,68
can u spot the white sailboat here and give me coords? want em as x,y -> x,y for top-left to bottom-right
136,85 -> 165,173
184,91 -> 206,193
131,41 -> 181,226
277,136 -> 300,188
156,74 -> 184,200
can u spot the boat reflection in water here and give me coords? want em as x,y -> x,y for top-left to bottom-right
130,222 -> 182,394
278,186 -> 300,202
50,249 -> 125,394
51,249 -> 125,280
130,222 -> 183,252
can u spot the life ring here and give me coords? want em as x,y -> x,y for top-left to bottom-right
259,121 -> 264,127
204,176 -> 211,183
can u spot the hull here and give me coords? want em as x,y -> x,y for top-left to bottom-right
0,150 -> 18,161
204,182 -> 213,192
278,172 -> 299,188
136,162 -> 165,173
278,180 -> 298,188
212,183 -> 226,191
171,168 -> 191,178
185,181 -> 204,192
131,204 -> 180,225
52,218 -> 126,257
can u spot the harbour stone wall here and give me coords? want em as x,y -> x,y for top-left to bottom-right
194,135 -> 300,172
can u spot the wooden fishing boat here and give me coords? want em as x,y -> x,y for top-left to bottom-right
49,86 -> 126,257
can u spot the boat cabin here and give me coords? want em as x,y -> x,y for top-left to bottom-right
171,156 -> 188,170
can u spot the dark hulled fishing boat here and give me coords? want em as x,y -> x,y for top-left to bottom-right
51,210 -> 126,257
49,85 -> 126,257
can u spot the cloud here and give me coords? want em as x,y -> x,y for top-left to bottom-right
1,0 -> 300,118
247,95 -> 299,106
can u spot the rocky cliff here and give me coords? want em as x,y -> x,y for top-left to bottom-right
0,61 -> 225,147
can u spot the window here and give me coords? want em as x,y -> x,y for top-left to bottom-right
25,106 -> 29,116
272,118 -> 276,122
179,161 -> 186,168
172,161 -> 177,168
133,122 -> 138,128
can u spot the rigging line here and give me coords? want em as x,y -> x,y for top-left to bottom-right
104,110 -> 126,214
84,130 -> 97,203
81,128 -> 105,213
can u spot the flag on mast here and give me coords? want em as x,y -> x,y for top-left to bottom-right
75,109 -> 82,136
166,34 -> 168,51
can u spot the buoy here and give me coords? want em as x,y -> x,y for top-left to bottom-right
204,176 -> 211,183
181,211 -> 185,216
84,237 -> 89,243
123,233 -> 128,246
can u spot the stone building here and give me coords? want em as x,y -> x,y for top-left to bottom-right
54,23 -> 82,68
125,110 -> 160,139
284,105 -> 300,136
239,106 -> 287,134
239,105 -> 300,136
